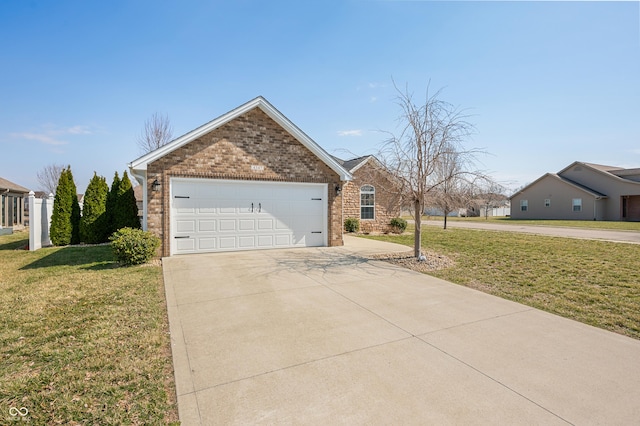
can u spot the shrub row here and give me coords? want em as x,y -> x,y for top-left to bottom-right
343,217 -> 407,234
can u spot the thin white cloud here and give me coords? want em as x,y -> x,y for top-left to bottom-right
337,130 -> 363,137
66,125 -> 91,135
10,132 -> 68,145
370,96 -> 378,103
10,124 -> 92,146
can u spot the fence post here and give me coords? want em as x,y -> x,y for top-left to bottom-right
28,191 -> 37,251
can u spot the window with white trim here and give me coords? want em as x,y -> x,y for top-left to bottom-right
520,199 -> 528,211
572,198 -> 582,212
360,185 -> 375,220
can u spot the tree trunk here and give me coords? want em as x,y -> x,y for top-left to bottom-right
414,199 -> 422,258
443,213 -> 448,229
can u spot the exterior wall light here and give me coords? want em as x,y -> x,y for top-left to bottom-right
151,177 -> 161,192
335,184 -> 342,196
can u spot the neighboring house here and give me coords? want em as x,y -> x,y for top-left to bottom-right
0,177 -> 30,232
334,155 -> 402,233
129,96 -> 352,256
510,161 -> 640,221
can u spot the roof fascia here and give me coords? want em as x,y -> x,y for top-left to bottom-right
128,97 -> 352,181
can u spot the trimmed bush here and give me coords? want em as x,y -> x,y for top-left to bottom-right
80,172 -> 109,243
110,228 -> 160,266
390,217 -> 408,234
106,172 -> 121,235
344,217 -> 360,233
50,166 -> 81,246
114,171 -> 141,231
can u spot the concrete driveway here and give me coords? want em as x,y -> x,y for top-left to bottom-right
163,236 -> 640,425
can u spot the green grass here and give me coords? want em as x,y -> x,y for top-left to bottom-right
0,231 -> 178,425
420,215 -> 640,231
366,226 -> 640,339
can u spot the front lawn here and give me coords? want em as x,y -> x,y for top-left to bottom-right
0,231 -> 178,424
366,226 -> 640,339
425,216 -> 640,231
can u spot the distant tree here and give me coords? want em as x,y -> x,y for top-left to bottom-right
106,172 -> 121,235
479,180 -> 507,219
80,173 -> 109,243
50,166 -> 80,245
428,146 -> 477,229
113,171 -> 141,231
36,163 -> 64,195
137,112 -> 173,154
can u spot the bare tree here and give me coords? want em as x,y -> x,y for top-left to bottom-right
429,147 -> 476,229
478,180 -> 507,219
137,112 -> 173,154
380,82 -> 481,258
36,163 -> 65,194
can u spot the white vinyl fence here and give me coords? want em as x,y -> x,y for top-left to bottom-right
28,191 -> 54,251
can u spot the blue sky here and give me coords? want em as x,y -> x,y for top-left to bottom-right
2,1 -> 639,194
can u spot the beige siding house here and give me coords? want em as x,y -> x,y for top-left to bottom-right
510,161 -> 640,221
129,97 -> 352,256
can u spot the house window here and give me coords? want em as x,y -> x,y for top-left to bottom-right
544,199 -> 551,207
572,198 -> 582,212
520,199 -> 528,212
360,185 -> 375,219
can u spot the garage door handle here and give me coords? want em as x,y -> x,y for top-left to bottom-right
312,231 -> 322,234
311,198 -> 322,201
174,195 -> 190,199
174,236 -> 189,239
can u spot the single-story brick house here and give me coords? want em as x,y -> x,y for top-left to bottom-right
510,161 -> 640,221
334,155 -> 402,233
129,97 -> 354,256
0,177 -> 30,233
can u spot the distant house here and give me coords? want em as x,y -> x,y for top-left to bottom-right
0,177 -> 30,232
510,161 -> 640,221
335,155 -> 402,233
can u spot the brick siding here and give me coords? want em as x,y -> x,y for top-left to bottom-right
146,108 -> 343,256
342,161 -> 402,233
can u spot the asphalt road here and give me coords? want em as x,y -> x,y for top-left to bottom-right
422,220 -> 640,244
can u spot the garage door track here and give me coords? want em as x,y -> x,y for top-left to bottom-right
163,236 -> 640,425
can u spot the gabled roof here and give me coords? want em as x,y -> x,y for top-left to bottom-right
129,96 -> 352,181
332,155 -> 372,173
509,172 -> 608,200
558,161 -> 640,185
0,177 -> 30,193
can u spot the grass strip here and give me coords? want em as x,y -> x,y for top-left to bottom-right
0,231 -> 178,425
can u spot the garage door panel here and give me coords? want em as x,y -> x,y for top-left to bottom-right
176,238 -> 196,252
258,219 -> 274,230
219,220 -> 236,231
238,236 -> 255,248
257,235 -> 273,247
198,220 -> 216,232
219,237 -> 236,249
239,219 -> 255,231
176,220 -> 196,233
171,179 -> 326,254
198,238 -> 216,250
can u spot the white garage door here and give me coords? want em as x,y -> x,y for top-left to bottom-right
170,178 -> 327,255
